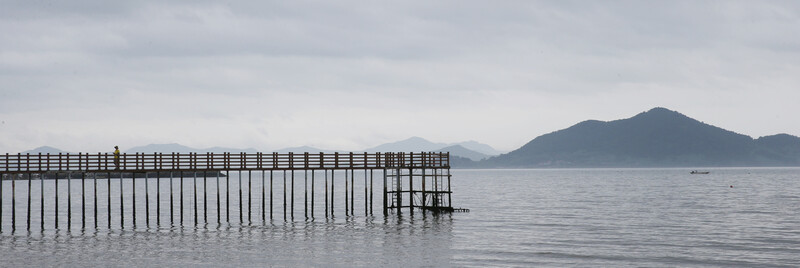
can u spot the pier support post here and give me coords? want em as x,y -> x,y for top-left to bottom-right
82,171 -> 86,229
94,173 -> 98,229
41,172 -> 45,230
26,173 -> 31,231
68,172 -> 72,228
248,170 -> 252,224
193,171 -> 198,226
120,172 -> 124,228
145,172 -> 150,228
216,171 -> 221,225
261,171 -> 265,222
382,169 -> 387,216
169,171 -> 174,226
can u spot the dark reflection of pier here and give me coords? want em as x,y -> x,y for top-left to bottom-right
0,152 -> 454,231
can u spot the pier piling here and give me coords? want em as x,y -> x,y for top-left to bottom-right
0,152 -> 455,231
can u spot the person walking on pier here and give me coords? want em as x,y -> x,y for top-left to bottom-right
114,146 -> 120,169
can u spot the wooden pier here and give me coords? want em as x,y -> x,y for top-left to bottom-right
0,152 -> 455,231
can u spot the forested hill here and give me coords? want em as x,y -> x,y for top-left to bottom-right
480,107 -> 800,168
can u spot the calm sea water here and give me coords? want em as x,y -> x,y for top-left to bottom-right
1,168 -> 799,267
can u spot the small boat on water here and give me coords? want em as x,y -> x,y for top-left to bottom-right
690,170 -> 710,174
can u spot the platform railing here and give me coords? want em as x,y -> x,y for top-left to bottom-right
1,152 -> 450,173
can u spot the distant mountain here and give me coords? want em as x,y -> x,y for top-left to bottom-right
364,136 -> 501,156
455,140 -> 505,155
204,147 -> 259,154
126,143 -> 257,154
482,107 -> 800,168
363,137 -> 447,152
126,143 -> 198,153
274,146 -> 336,153
755,134 -> 800,161
22,146 -> 68,154
436,145 -> 490,161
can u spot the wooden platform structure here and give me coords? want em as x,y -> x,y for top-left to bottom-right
0,152 -> 455,231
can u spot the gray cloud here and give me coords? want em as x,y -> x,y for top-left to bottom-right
1,1 -> 799,153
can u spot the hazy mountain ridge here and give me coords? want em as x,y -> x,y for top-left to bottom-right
362,137 -> 501,156
21,146 -> 69,154
18,107 -> 800,168
435,145 -> 490,161
481,107 -> 800,167
126,143 -> 258,154
20,139 -> 495,162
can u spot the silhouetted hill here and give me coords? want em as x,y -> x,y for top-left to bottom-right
482,107 -> 800,167
435,145 -> 489,161
22,146 -> 68,154
274,146 -> 338,153
363,137 -> 501,156
125,143 -> 259,154
755,134 -> 800,163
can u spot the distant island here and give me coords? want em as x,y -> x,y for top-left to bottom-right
467,107 -> 800,168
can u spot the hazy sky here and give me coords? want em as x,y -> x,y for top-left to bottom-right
2,1 -> 799,153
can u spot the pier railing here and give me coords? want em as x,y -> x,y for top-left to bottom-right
1,152 -> 450,173
0,151 -> 458,231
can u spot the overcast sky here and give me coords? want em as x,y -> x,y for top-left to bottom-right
1,0 -> 799,153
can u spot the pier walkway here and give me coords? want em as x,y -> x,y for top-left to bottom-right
0,152 -> 454,231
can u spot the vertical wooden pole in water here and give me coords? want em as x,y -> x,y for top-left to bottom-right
204,154 -> 208,225
345,168 -> 348,217
191,171 -> 197,226
94,172 -> 98,229
239,171 -> 243,224
283,170 -> 286,221
248,170 -> 252,224
351,169 -> 354,216
303,153 -> 308,219
145,172 -> 150,228
204,171 -> 208,225
311,170 -> 315,219
216,171 -> 221,226
107,172 -> 111,229
422,168 -> 426,211
41,172 -> 45,230
370,169 -> 374,216
291,169 -> 294,220
261,171 -> 265,222
331,169 -> 334,217
157,171 -> 160,226
304,169 -> 308,219
169,171 -> 174,226
82,171 -> 86,229
120,172 -> 124,228
364,169 -> 368,216
324,170 -> 328,218
54,173 -> 58,229
396,168 -> 401,215
12,172 -> 16,231
26,173 -> 32,231
180,171 -> 184,226
226,169 -> 230,223
447,168 -> 452,208
131,163 -> 139,228
409,168 -> 413,216
42,154 -> 47,230
68,172 -> 72,229
270,170 -> 273,220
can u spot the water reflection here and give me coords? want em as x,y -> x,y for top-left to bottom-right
0,211 -> 456,267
